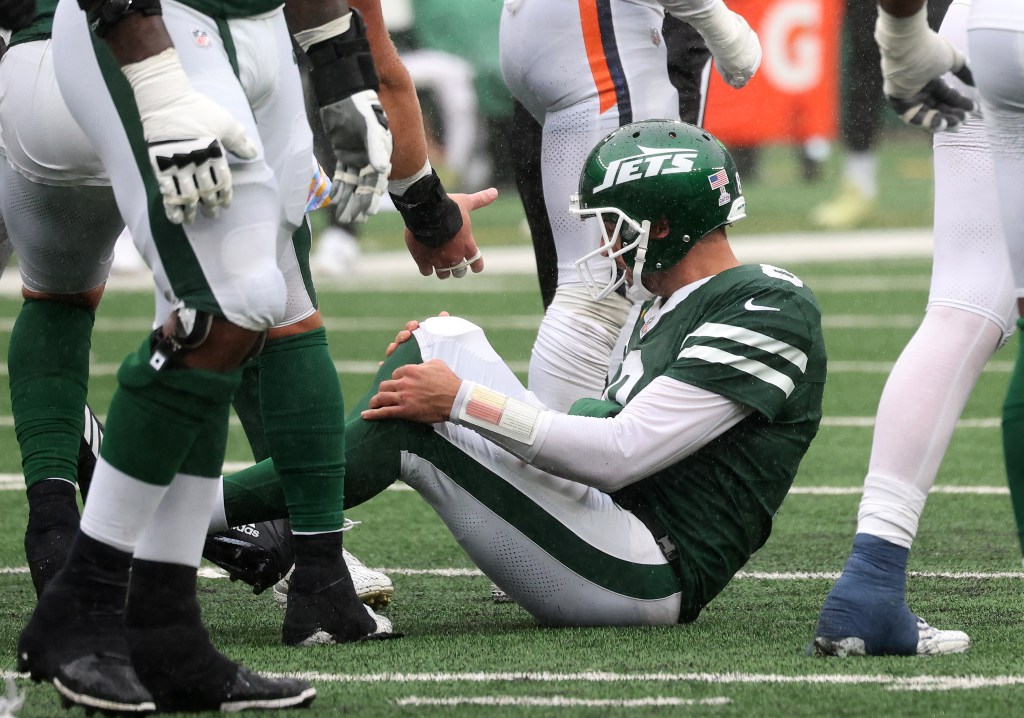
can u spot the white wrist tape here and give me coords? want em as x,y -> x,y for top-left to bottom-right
454,381 -> 541,445
294,12 -> 353,52
388,160 -> 433,197
122,48 -> 191,110
875,4 -> 963,99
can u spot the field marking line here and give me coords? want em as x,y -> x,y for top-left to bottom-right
0,230 -> 937,297
268,670 -> 1024,693
394,696 -> 731,707
0,312 -> 948,334
8,565 -> 1021,582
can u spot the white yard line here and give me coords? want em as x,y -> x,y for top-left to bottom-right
0,231 -> 936,297
266,669 -> 1024,693
394,696 -> 732,707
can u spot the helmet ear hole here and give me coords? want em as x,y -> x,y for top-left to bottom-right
651,217 -> 671,239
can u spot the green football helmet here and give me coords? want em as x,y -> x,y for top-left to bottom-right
570,120 -> 746,301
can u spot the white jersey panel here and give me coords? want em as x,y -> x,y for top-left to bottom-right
500,0 -> 679,289
967,4 -> 1024,295
0,40 -> 109,186
968,0 -> 1024,32
51,0 -> 312,330
931,0 -> 1015,335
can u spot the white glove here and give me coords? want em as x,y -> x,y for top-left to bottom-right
319,89 -> 393,224
122,48 -> 259,225
667,0 -> 761,89
875,5 -> 976,132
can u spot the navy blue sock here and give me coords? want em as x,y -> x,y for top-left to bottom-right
814,533 -> 918,655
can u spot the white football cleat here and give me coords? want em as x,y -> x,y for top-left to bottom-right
274,548 -> 394,610
915,617 -> 970,656
490,581 -> 514,604
811,616 -> 970,657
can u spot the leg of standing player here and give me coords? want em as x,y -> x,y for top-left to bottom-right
499,0 -> 679,412
0,38 -> 123,598
811,0 -> 1015,657
17,3 -> 314,710
968,1 -> 1024,565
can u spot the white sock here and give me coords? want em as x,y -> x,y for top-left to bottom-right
857,474 -> 926,548
844,151 -> 878,199
867,305 -> 1000,494
856,305 -> 1001,548
207,480 -> 229,534
135,473 -> 220,567
80,458 -> 169,553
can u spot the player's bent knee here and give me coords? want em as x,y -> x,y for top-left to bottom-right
419,315 -> 483,338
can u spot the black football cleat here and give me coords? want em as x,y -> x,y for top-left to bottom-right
202,519 -> 294,594
53,653 -> 155,716
282,573 -> 400,646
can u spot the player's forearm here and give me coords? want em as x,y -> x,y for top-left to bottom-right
451,376 -> 751,492
284,0 -> 350,35
98,12 -> 172,65
877,0 -> 925,18
349,0 -> 427,179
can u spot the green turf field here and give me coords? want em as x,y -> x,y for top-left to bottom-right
2,137 -> 1023,717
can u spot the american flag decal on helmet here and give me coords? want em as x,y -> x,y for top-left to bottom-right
708,169 -> 729,189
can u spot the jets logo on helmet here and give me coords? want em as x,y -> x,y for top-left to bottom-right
592,147 -> 699,193
571,120 -> 747,302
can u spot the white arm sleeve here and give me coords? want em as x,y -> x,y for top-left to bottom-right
451,375 -> 753,493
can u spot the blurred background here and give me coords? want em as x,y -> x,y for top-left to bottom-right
306,0 -> 940,268
100,0 -> 943,277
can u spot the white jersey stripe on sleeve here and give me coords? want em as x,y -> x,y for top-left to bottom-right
681,322 -> 808,371
678,344 -> 797,395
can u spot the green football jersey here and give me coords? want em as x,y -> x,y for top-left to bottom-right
576,263 -> 827,623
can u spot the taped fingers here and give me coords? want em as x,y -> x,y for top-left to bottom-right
441,250 -> 484,279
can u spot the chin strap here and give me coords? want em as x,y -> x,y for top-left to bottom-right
626,222 -> 656,303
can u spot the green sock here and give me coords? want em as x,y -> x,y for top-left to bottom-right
102,338 -> 242,484
222,336 -> 428,522
257,328 -> 345,533
1003,318 -> 1024,557
8,299 -> 94,489
233,356 -> 270,461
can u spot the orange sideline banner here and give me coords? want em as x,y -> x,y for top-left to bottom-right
703,0 -> 844,145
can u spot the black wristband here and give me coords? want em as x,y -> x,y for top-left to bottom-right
81,0 -> 161,37
306,9 -> 380,107
390,170 -> 464,249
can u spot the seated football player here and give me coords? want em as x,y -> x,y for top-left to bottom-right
213,120 -> 827,626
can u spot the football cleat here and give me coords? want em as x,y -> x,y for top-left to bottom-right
150,665 -> 315,713
127,612 -> 316,712
273,549 -> 394,610
288,604 -> 395,647
914,617 -> 971,656
810,616 -> 970,657
490,581 -> 514,604
281,564 -> 400,646
53,653 -> 155,715
809,182 -> 876,230
202,519 -> 294,595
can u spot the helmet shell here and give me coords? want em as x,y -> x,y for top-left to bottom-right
577,120 -> 746,272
